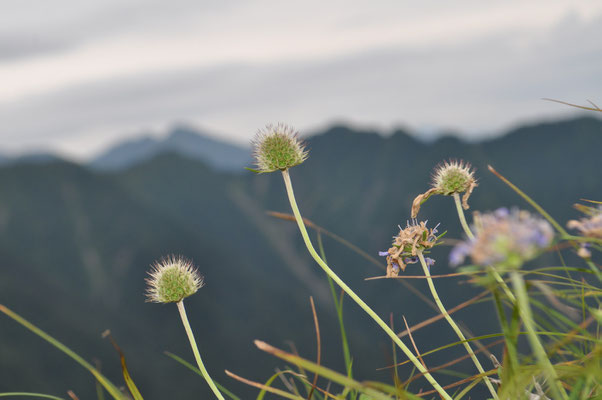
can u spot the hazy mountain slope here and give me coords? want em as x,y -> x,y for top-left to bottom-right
90,126 -> 251,172
0,158 -> 344,399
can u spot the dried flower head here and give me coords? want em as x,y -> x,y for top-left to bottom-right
567,204 -> 602,239
251,123 -> 308,173
379,220 -> 439,277
146,255 -> 204,303
412,160 -> 477,218
450,208 -> 554,269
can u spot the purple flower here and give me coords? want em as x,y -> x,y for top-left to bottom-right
403,256 -> 418,264
450,208 -> 554,268
449,242 -> 472,267
379,251 -> 390,257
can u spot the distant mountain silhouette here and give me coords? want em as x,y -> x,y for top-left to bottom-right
0,152 -> 63,166
0,116 -> 600,399
90,125 -> 251,171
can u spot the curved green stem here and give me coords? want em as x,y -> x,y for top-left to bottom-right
489,267 -> 516,303
176,301 -> 225,400
317,232 -> 353,380
281,170 -> 452,399
417,252 -> 499,399
509,271 -> 568,400
0,393 -> 65,400
453,193 -> 474,241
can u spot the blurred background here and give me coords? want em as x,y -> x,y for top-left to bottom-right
1,1 -> 601,398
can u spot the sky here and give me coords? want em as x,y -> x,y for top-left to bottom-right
1,0 -> 602,160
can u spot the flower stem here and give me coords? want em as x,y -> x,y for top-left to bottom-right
452,193 -> 516,302
281,170 -> 452,399
453,192 -> 474,240
509,271 -> 568,400
417,252 -> 499,399
176,301 -> 225,400
317,231 -> 353,379
489,267 -> 516,303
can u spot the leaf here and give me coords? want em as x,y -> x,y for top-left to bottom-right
244,167 -> 263,173
102,331 -> 144,400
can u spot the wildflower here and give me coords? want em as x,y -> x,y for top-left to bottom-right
567,204 -> 601,259
250,123 -> 308,173
567,205 -> 602,239
412,160 -> 477,218
145,255 -> 204,303
449,208 -> 554,269
380,220 -> 440,276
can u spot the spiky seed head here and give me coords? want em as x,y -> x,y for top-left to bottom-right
251,123 -> 308,173
145,255 -> 204,303
411,159 -> 478,218
431,160 -> 476,195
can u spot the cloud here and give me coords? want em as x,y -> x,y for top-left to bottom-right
1,2 -> 602,157
0,0 -> 236,62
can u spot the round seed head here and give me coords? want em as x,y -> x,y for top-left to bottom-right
411,159 -> 478,218
145,255 -> 204,303
431,160 -> 476,195
251,123 -> 308,173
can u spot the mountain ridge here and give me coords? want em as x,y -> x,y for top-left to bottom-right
90,125 -> 251,172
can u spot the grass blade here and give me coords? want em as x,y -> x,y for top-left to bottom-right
0,393 -> 65,399
163,352 -> 241,400
0,304 -> 124,400
102,331 -> 144,400
254,340 -> 395,400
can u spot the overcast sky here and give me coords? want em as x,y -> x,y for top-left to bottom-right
1,1 -> 602,159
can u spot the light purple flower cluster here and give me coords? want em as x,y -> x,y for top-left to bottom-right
450,208 -> 554,268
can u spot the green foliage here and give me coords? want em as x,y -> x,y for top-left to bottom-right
0,116 -> 601,398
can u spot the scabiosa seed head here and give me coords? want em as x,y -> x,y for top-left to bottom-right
145,255 -> 204,303
380,220 -> 440,277
251,123 -> 308,173
412,160 -> 477,218
449,208 -> 554,269
431,160 -> 476,195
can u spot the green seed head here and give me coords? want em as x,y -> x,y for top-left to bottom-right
411,159 -> 477,218
145,255 -> 204,303
431,160 -> 476,195
251,123 -> 308,173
